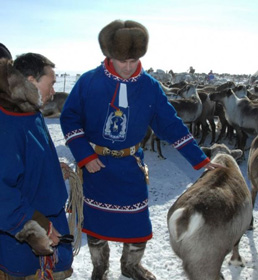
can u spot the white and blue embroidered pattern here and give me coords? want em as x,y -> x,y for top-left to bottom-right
173,133 -> 194,150
84,197 -> 148,213
65,128 -> 85,143
102,62 -> 142,83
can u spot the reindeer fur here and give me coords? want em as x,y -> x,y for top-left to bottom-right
15,220 -> 53,256
41,91 -> 68,118
0,58 -> 41,112
248,135 -> 258,229
167,143 -> 252,280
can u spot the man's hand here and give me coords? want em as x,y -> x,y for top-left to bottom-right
60,162 -> 71,180
203,162 -> 225,170
85,158 -> 105,173
48,223 -> 61,246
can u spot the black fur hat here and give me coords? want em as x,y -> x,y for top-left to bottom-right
98,20 -> 149,60
0,43 -> 12,59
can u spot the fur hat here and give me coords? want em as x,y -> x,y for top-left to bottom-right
98,20 -> 149,60
0,43 -> 12,59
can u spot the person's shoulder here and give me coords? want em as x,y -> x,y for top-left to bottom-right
0,111 -> 25,143
80,65 -> 101,77
142,70 -> 160,85
78,64 -> 103,82
140,71 -> 166,97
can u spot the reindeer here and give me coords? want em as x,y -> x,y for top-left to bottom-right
211,82 -> 236,144
41,92 -> 69,118
167,143 -> 252,280
159,81 -> 187,98
169,83 -> 202,125
247,135 -> 258,229
209,88 -> 258,157
193,91 -> 216,145
248,85 -> 258,100
141,126 -> 165,159
142,83 -> 202,159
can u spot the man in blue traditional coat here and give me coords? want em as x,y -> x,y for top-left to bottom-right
60,20 -> 218,280
0,52 -> 73,279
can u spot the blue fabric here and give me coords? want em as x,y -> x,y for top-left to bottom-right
82,148 -> 152,241
0,210 -> 72,277
0,108 -> 73,277
208,73 -> 215,81
60,62 -> 209,242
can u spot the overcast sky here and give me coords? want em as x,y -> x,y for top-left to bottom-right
1,0 -> 257,75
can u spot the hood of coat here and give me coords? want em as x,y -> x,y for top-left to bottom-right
0,58 -> 42,113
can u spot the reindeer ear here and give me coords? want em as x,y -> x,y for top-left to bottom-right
230,149 -> 243,160
201,147 -> 211,158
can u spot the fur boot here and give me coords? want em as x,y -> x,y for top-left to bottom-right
87,235 -> 110,280
121,242 -> 156,280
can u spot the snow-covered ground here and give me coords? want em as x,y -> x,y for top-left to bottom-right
46,76 -> 258,280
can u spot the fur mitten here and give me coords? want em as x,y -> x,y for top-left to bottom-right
15,220 -> 53,256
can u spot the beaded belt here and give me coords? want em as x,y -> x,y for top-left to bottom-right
90,142 -> 140,158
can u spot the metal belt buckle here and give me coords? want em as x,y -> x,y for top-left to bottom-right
102,147 -> 111,156
111,150 -> 124,158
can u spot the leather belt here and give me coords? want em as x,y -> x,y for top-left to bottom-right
90,142 -> 140,158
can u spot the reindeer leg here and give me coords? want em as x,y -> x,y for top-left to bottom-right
216,121 -> 227,143
229,240 -> 245,267
209,118 -> 216,144
249,185 -> 257,230
227,125 -> 235,146
235,129 -> 246,162
215,105 -> 227,143
156,138 -> 166,159
141,127 -> 152,151
198,123 -> 207,146
150,134 -> 156,152
193,122 -> 200,138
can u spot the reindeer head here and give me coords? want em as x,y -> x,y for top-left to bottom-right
202,143 -> 243,161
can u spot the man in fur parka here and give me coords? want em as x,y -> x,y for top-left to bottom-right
0,43 -> 12,59
0,52 -> 73,279
60,20 -> 218,280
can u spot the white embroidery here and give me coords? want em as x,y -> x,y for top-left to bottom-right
84,198 -> 148,213
65,128 -> 84,142
103,109 -> 128,141
173,134 -> 193,149
103,63 -> 142,83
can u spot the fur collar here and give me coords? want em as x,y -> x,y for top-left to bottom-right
0,58 -> 41,113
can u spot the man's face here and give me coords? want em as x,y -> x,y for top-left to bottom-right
110,58 -> 139,79
29,66 -> 56,106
